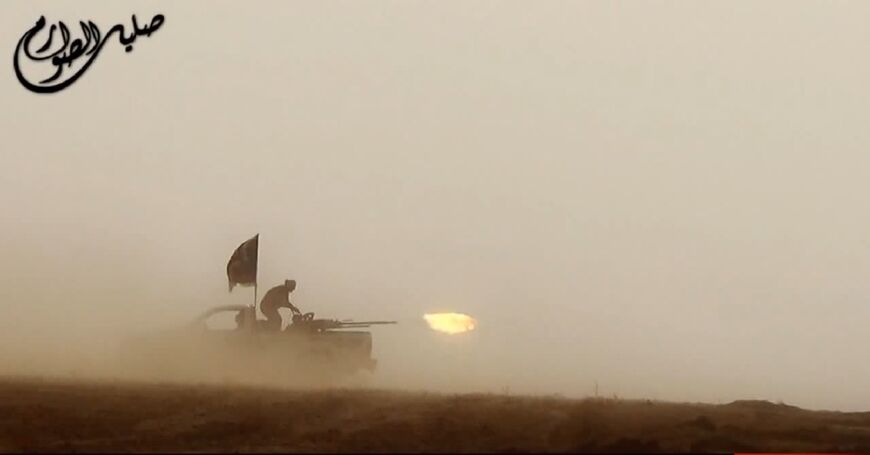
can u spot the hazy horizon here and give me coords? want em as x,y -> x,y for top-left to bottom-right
2,0 -> 870,411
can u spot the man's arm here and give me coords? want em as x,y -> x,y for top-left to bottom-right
285,301 -> 302,315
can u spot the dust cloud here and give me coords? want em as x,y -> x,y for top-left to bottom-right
2,0 -> 870,413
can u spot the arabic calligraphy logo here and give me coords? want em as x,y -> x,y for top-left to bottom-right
13,14 -> 165,94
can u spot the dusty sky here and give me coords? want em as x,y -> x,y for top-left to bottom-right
2,1 -> 870,411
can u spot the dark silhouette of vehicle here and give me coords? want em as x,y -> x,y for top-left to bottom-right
120,304 -> 396,385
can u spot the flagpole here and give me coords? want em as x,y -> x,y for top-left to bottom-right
228,233 -> 260,331
253,284 -> 259,318
252,234 -> 259,329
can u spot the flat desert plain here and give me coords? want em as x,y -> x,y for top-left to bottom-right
0,376 -> 869,452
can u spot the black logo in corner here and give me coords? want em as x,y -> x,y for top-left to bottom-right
13,14 -> 165,94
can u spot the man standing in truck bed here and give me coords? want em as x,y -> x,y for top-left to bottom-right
259,279 -> 301,331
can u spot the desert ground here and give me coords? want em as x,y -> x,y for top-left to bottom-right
0,376 -> 869,453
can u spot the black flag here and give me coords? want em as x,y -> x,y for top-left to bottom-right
227,234 -> 258,292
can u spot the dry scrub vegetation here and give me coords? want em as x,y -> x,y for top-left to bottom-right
1,376 -> 869,453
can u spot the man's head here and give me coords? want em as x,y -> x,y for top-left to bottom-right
284,279 -> 297,292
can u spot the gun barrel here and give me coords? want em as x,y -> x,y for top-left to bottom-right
345,321 -> 397,325
334,321 -> 397,328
